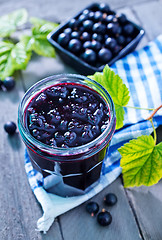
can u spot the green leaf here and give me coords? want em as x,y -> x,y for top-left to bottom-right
11,40 -> 32,70
31,38 -> 55,57
119,135 -> 162,187
115,104 -> 125,129
0,41 -> 15,79
0,9 -> 28,37
20,35 -> 34,51
88,65 -> 130,129
30,17 -> 58,29
22,17 -> 58,57
0,40 -> 31,79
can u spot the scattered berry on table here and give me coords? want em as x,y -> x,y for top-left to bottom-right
104,193 -> 117,206
4,121 -> 17,135
3,77 -> 15,91
97,209 -> 112,226
86,201 -> 99,216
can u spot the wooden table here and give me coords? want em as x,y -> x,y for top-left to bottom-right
0,0 -> 162,239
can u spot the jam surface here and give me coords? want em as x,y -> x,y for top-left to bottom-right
25,83 -> 110,148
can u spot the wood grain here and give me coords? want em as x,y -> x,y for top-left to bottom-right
60,178 -> 142,240
0,0 -> 162,239
0,72 -> 62,240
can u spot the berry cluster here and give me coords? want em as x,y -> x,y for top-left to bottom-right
86,193 -> 117,226
26,83 -> 110,148
56,3 -> 137,68
0,77 -> 15,91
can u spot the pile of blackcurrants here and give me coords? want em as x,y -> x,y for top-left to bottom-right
86,193 -> 117,226
56,3 -> 137,68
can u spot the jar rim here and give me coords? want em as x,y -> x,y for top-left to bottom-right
18,73 -> 116,158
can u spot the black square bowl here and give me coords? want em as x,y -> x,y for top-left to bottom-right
48,3 -> 145,75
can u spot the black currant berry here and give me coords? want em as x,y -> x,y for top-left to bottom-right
117,13 -> 127,25
78,14 -> 88,23
63,28 -> 72,35
91,41 -> 101,52
117,35 -> 126,46
98,48 -> 112,63
106,15 -> 116,23
92,23 -> 106,35
88,11 -> 95,20
0,79 -> 3,89
80,32 -> 90,42
113,45 -> 121,55
68,39 -> 82,53
3,77 -> 15,91
83,41 -> 92,49
81,49 -> 96,63
123,23 -> 134,35
105,37 -> 117,50
82,9 -> 90,16
68,18 -> 79,29
98,3 -> 110,13
94,11 -> 103,22
4,121 -> 17,135
97,210 -> 112,226
57,33 -> 70,47
92,33 -> 103,42
86,202 -> 99,216
82,20 -> 93,31
107,23 -> 121,35
71,31 -> 80,39
104,193 -> 117,206
126,36 -> 132,44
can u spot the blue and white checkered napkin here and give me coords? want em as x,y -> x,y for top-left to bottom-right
25,35 -> 162,233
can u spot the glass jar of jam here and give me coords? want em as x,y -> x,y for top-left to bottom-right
18,74 -> 116,196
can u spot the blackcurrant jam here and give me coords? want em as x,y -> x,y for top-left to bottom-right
18,74 -> 116,196
26,83 -> 110,147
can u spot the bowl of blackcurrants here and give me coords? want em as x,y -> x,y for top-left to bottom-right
48,3 -> 145,75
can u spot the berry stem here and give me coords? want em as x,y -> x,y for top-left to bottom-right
146,104 -> 162,120
150,118 -> 157,145
126,105 -> 155,111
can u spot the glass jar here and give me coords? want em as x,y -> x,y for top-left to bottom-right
18,74 -> 116,196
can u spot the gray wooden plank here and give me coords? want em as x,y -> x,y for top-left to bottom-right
132,0 -> 162,41
126,181 -> 162,240
124,127 -> 162,240
124,1 -> 162,239
0,0 -> 156,22
0,72 -> 63,240
21,52 -> 76,91
60,177 -> 142,240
